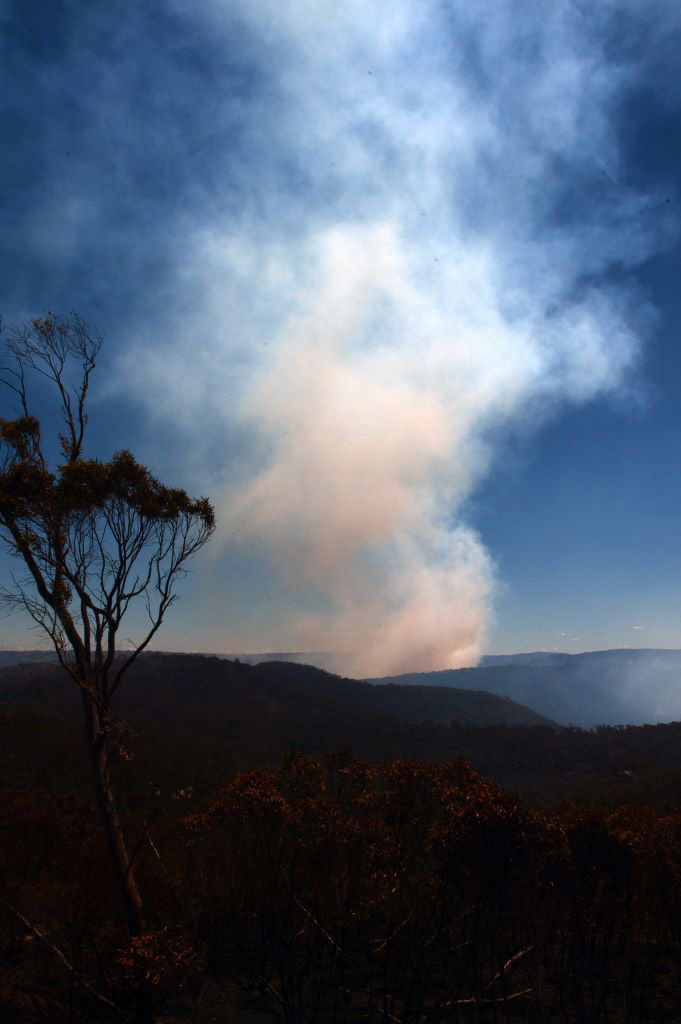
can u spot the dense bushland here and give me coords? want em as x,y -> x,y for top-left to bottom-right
2,754 -> 681,1022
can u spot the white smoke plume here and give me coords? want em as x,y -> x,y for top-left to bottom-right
124,1 -> 673,675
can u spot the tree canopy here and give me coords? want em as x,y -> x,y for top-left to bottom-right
0,312 -> 215,699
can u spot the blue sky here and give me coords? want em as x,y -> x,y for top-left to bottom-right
1,1 -> 681,672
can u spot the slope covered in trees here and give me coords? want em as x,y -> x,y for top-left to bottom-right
3,655 -> 681,1019
368,648 -> 681,726
0,652 -> 551,732
3,653 -> 681,805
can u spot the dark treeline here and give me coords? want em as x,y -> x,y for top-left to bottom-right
3,754 -> 681,1021
3,655 -> 681,1019
3,655 -> 681,806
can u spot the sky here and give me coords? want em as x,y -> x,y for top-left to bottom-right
1,0 -> 681,674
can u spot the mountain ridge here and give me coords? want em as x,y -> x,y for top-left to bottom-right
367,648 -> 681,727
0,652 -> 551,730
4,647 -> 681,727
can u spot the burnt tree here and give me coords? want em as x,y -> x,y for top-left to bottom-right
0,313 -> 215,940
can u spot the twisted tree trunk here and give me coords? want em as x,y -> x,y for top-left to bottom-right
81,691 -> 153,1022
81,691 -> 146,936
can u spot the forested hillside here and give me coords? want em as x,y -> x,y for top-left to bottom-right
3,654 -> 681,805
4,655 -> 681,1019
368,648 -> 681,726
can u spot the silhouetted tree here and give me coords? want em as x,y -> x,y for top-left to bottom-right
0,313 -> 215,951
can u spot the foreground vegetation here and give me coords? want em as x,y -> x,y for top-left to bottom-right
3,751 -> 681,1022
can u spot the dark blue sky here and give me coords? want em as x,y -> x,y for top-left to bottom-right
476,90 -> 681,653
2,1 -> 681,670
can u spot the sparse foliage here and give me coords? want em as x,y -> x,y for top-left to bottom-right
0,313 -> 214,694
0,312 -> 215,971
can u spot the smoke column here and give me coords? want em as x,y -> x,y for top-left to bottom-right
125,1 -> 672,675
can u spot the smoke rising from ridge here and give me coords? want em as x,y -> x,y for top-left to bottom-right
122,1 -> 674,674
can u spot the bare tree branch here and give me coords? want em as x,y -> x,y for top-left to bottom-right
0,311 -> 215,947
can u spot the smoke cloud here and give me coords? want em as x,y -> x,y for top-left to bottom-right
120,1 -> 672,674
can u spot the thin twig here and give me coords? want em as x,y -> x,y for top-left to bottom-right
486,945 -> 534,990
10,905 -> 125,1016
284,874 -> 342,954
